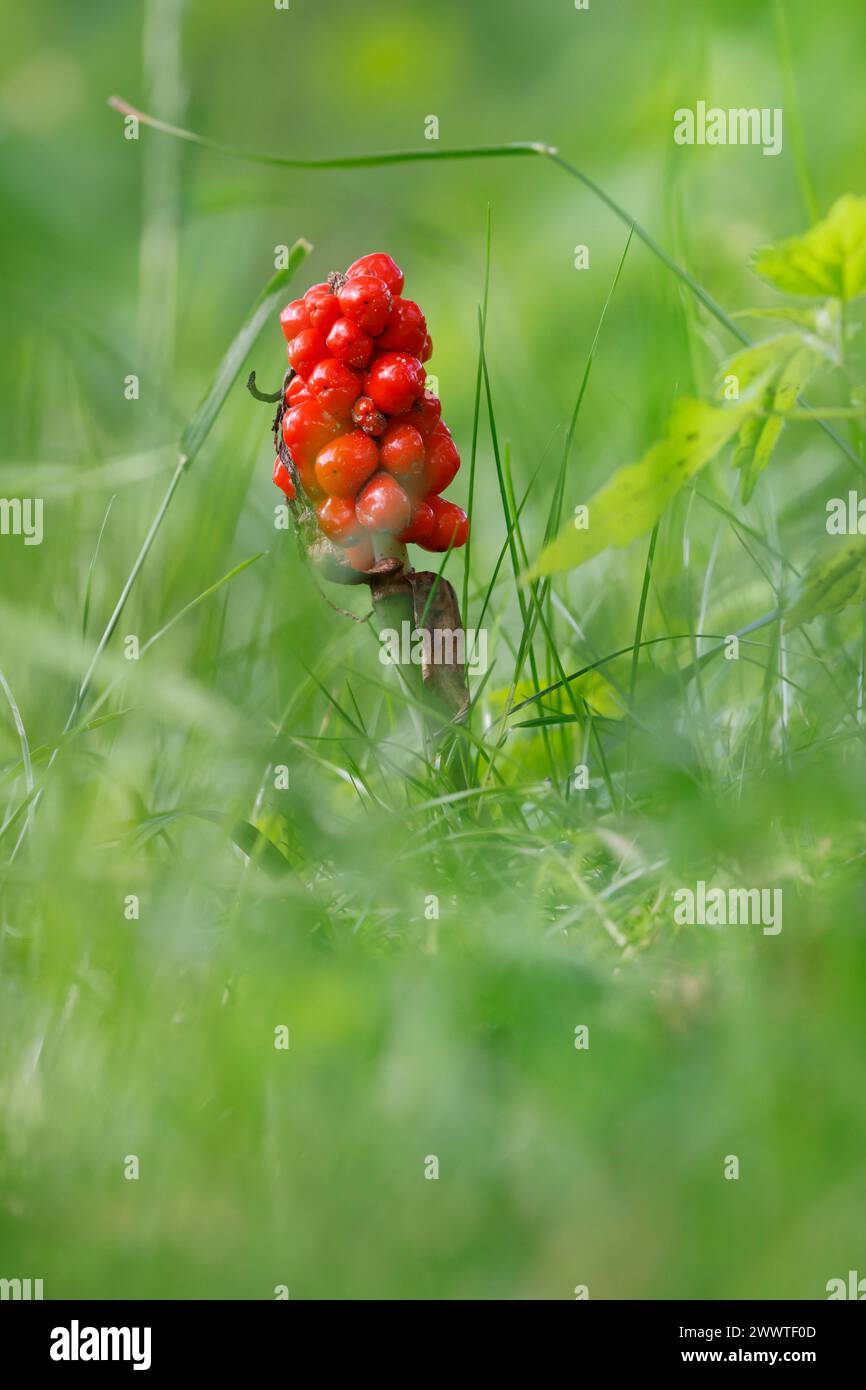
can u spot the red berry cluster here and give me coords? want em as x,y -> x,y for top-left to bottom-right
272,253 -> 469,573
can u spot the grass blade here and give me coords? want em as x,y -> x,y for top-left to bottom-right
107,96 -> 862,476
0,669 -> 34,846
11,244 -> 312,858
462,204 -> 493,622
107,98 -> 551,168
180,242 -> 312,464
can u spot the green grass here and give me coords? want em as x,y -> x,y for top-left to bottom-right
2,0 -> 866,1301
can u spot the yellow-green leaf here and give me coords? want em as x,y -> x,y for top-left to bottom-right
529,393 -> 759,578
722,333 -> 805,390
784,535 -> 866,629
733,343 -> 824,502
751,195 -> 866,300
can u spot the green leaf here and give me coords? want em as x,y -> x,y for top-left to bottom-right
722,333 -> 807,389
731,343 -> 824,502
784,535 -> 866,629
529,392 -> 760,578
751,194 -> 866,300
231,819 -> 296,874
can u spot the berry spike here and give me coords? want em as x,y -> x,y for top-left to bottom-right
252,253 -> 471,726
267,255 -> 466,566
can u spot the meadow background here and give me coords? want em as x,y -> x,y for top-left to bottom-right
1,0 -> 865,1299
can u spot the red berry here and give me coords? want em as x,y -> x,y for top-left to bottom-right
397,389 -> 441,439
326,316 -> 374,369
397,498 -> 435,544
287,326 -> 329,378
356,473 -> 412,534
421,496 -> 469,551
420,333 -> 433,363
285,375 -> 310,405
377,297 -> 427,356
307,357 -> 363,415
280,298 -> 309,342
282,399 -> 343,467
345,252 -> 404,297
364,352 -> 425,415
424,422 -> 460,494
282,444 -> 324,499
338,275 -> 393,336
379,421 -> 426,486
344,537 -> 375,572
304,283 -> 341,332
316,495 -> 362,546
273,455 -> 296,499
314,430 -> 379,498
352,396 -> 387,436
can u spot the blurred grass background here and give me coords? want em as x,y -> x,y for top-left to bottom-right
1,0 -> 865,1299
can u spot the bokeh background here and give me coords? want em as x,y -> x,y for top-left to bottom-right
1,0 -> 865,1299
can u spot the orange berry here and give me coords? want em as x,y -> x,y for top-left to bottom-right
316,495 -> 362,546
314,431 -> 379,498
